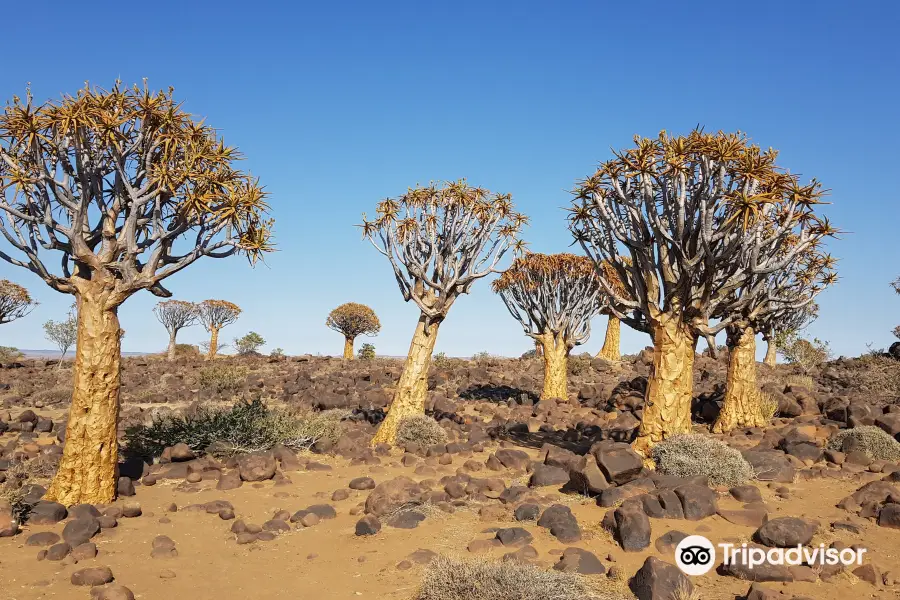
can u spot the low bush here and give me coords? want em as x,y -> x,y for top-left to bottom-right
778,335 -> 830,370
198,365 -> 248,392
0,346 -> 23,362
827,426 -> 900,461
652,433 -> 753,487
174,343 -> 201,358
124,397 -> 349,458
757,391 -> 779,422
520,349 -> 538,359
414,555 -> 619,600
396,415 -> 448,448
568,353 -> 592,376
784,374 -> 814,390
358,343 -> 376,360
0,457 -> 57,522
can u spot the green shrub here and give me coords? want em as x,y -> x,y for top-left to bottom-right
124,397 -> 349,458
358,343 -> 376,360
198,365 -> 248,392
234,331 -> 266,355
778,335 -> 830,369
472,351 -> 492,363
270,347 -> 285,358
568,353 -> 592,375
827,426 -> 900,461
652,433 -> 753,487
415,555 -> 617,600
396,415 -> 448,447
0,346 -> 23,361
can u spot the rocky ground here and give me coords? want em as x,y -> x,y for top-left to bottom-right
1,350 -> 899,600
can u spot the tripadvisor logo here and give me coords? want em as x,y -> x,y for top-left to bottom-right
675,535 -> 867,576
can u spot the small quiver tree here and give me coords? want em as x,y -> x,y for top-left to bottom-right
761,302 -> 819,366
325,302 -> 381,359
0,82 -> 272,505
154,300 -> 199,361
0,279 -> 37,325
570,130 -> 830,458
198,300 -> 242,359
234,331 -> 265,355
493,253 -> 602,400
44,304 -> 77,367
595,259 -> 630,361
360,181 -> 527,445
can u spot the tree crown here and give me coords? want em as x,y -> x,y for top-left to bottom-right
570,129 -> 837,338
326,302 -> 381,338
0,279 -> 37,324
198,299 -> 241,330
360,180 -> 527,324
493,253 -> 602,346
0,82 -> 273,303
154,299 -> 199,333
234,331 -> 265,355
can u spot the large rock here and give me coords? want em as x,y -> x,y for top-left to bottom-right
493,449 -> 530,470
629,557 -> 693,600
567,453 -> 609,495
755,517 -> 816,548
592,442 -> 644,485
614,504 -> 651,552
28,501 -> 68,525
528,464 -> 569,488
719,546 -> 794,582
536,504 -> 581,543
742,450 -> 795,482
553,547 -> 606,575
237,453 -> 277,482
62,518 -> 100,547
675,484 -> 717,520
364,476 -> 423,516
878,503 -> 900,529
71,567 -> 114,586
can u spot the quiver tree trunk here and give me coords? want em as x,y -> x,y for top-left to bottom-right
44,285 -> 122,506
343,337 -> 354,359
371,316 -> 440,446
167,332 -> 177,361
713,326 -> 766,433
597,316 -> 621,361
632,313 -> 696,460
207,327 -> 219,360
539,332 -> 569,400
763,338 -> 777,367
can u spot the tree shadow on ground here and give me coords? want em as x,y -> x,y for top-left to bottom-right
499,425 -> 636,456
458,384 -> 539,404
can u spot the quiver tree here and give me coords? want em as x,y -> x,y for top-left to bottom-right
360,180 -> 527,445
712,246 -> 836,433
154,300 -> 199,361
44,304 -> 77,366
760,302 -> 819,367
325,302 -> 381,359
0,82 -> 272,505
198,300 -> 242,359
570,130 -> 832,458
596,260 -> 630,361
0,279 -> 37,324
493,253 -> 602,400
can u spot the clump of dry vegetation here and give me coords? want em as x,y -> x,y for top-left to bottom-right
758,391 -> 779,422
652,433 -> 753,486
124,397 -> 349,458
827,426 -> 900,461
854,354 -> 900,395
396,415 -> 448,448
198,365 -> 249,393
414,555 -> 624,600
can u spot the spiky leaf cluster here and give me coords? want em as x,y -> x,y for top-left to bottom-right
0,279 -> 36,324
569,129 -> 837,340
154,300 -> 199,335
360,180 -> 527,324
198,299 -> 241,331
0,82 -> 273,302
326,302 -> 381,338
492,253 -> 601,347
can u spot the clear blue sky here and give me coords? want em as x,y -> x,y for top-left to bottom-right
1,0 -> 898,359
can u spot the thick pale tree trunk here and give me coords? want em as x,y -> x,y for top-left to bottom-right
763,338 -> 777,367
371,316 -> 440,446
206,327 -> 220,360
343,336 -> 355,359
539,332 -> 569,400
713,326 -> 766,433
632,313 -> 696,460
44,285 -> 122,506
167,331 -> 177,361
597,316 -> 621,361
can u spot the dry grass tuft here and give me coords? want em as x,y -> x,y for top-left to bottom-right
827,426 -> 900,461
652,433 -> 753,487
396,415 -> 448,448
414,555 -> 628,600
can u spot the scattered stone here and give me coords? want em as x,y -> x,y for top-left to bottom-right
355,515 -> 381,536
387,510 -> 426,529
349,477 -> 376,490
26,531 -> 61,546
674,484 -> 717,520
364,476 -> 423,516
28,501 -> 67,524
755,517 -> 816,548
150,535 -> 178,559
514,503 -> 541,521
71,566 -> 115,586
654,530 -> 688,554
536,504 -> 581,543
237,453 -> 277,482
629,557 -> 693,600
47,542 -> 72,561
614,504 -> 651,552
89,584 -> 135,600
216,471 -> 243,490
62,518 -> 100,547
495,527 -> 533,547
528,464 -> 569,488
72,543 -> 98,560
116,477 -> 135,497
553,547 -> 606,575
